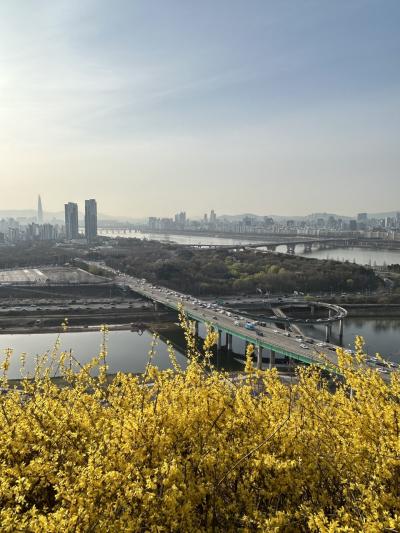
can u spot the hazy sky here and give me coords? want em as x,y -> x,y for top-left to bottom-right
0,1 -> 399,218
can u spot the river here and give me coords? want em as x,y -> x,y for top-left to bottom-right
0,323 -> 246,380
1,317 -> 400,380
98,230 -> 400,267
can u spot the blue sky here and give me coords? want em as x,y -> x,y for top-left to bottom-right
0,0 -> 399,217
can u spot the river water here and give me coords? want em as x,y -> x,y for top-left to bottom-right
0,323 -> 247,380
1,317 -> 400,379
98,230 -> 400,267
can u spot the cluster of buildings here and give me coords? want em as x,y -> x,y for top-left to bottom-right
0,196 -> 98,244
148,210 -> 218,231
145,210 -> 400,240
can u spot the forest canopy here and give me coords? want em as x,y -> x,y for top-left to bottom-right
99,238 -> 379,296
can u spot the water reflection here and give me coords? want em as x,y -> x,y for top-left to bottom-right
0,325 -> 248,380
302,317 -> 400,361
2,316 -> 400,379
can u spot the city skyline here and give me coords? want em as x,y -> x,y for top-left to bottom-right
0,1 -> 399,216
3,194 -> 400,228
2,196 -> 400,223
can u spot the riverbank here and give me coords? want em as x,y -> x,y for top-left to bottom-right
342,304 -> 400,318
0,320 -> 176,336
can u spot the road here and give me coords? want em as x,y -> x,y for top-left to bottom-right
121,277 -> 341,368
83,261 -> 395,377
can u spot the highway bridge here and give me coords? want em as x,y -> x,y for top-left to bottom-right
119,279 -> 337,370
98,227 -> 400,254
188,237 -> 400,254
268,301 -> 347,343
99,270 -> 352,374
81,261 -> 394,379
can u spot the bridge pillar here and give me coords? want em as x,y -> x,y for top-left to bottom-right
325,324 -> 332,343
256,345 -> 263,370
338,319 -> 344,345
266,244 -> 277,252
194,320 -> 199,337
269,349 -> 276,369
154,301 -> 159,312
217,330 -> 222,351
227,333 -> 233,352
286,244 -> 296,255
311,304 -> 315,316
303,243 -> 313,253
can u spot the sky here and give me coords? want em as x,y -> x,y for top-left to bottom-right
0,0 -> 399,219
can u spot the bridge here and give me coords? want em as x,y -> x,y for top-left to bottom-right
188,237 -> 400,254
267,301 -> 347,343
89,267 -> 350,373
98,227 -> 400,254
80,261 -> 394,379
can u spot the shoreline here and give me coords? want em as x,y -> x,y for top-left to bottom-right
0,321 -> 176,336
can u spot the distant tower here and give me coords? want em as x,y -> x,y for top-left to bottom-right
85,199 -> 98,243
64,202 -> 79,240
37,195 -> 43,224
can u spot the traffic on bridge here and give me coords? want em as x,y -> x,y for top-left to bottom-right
111,279 -> 392,379
83,261 -> 396,378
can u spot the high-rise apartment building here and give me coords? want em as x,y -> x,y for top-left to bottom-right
85,199 -> 97,242
37,195 -> 43,224
64,202 -> 79,240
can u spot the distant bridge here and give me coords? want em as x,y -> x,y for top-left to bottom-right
189,238 -> 400,254
97,228 -> 400,254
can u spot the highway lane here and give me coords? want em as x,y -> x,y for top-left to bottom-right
119,276 -> 341,370
82,261 -> 394,377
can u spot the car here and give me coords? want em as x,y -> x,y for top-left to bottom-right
273,329 -> 279,334
300,344 -> 309,349
212,316 -> 217,320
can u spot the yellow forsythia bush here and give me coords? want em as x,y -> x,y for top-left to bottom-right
0,315 -> 399,532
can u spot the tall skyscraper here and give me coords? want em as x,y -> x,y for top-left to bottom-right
64,202 -> 79,240
37,195 -> 43,224
85,199 -> 97,243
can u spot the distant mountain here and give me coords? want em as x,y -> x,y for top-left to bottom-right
365,211 -> 400,219
0,209 -> 38,219
219,212 -> 353,222
0,209 -> 146,225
